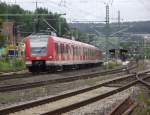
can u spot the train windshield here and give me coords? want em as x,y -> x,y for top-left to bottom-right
30,46 -> 47,56
29,35 -> 48,56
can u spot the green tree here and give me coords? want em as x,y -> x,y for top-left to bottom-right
0,2 -> 89,43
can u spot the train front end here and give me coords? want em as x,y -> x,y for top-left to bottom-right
25,35 -> 50,72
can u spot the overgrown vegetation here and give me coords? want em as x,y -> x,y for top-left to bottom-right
103,61 -> 122,69
0,57 -> 25,72
0,2 -> 89,42
0,2 -> 69,37
134,89 -> 150,115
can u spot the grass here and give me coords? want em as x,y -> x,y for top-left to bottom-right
104,61 -> 122,69
0,57 -> 25,72
0,87 -> 47,105
133,89 -> 150,115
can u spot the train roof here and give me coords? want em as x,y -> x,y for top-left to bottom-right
51,36 -> 98,49
27,34 -> 99,50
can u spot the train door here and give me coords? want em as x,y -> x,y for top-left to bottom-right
72,45 -> 74,61
55,43 -> 59,61
64,44 -> 67,61
58,43 -> 61,61
60,44 -> 65,61
66,44 -> 69,60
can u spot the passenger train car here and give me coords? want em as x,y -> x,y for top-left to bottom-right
25,34 -> 103,72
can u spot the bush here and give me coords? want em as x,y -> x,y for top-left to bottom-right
0,61 -> 11,72
15,59 -> 25,68
135,89 -> 150,115
104,61 -> 122,69
0,57 -> 25,72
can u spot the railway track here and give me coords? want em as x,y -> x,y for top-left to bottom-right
109,96 -> 138,115
0,69 -> 149,115
0,67 -> 115,81
0,61 -> 136,81
136,73 -> 150,88
108,71 -> 150,115
0,66 -> 133,92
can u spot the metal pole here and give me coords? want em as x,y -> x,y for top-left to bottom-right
117,10 -> 121,62
58,13 -> 66,36
105,4 -> 110,69
59,18 -> 61,36
33,0 -> 38,33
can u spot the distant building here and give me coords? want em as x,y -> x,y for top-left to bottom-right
2,21 -> 14,46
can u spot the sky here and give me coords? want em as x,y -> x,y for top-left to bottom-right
1,0 -> 150,22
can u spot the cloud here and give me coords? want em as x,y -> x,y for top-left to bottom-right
1,0 -> 150,22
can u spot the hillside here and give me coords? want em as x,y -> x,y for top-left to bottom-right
69,21 -> 150,35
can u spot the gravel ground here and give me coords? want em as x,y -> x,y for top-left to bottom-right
0,70 -> 27,75
11,87 -> 117,115
0,66 -> 105,86
0,62 -> 137,114
0,72 -> 126,108
0,60 -> 147,115
63,86 -> 140,115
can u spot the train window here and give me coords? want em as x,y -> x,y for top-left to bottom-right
85,48 -> 87,57
68,45 -> 70,54
75,46 -> 77,56
77,47 -> 79,56
75,46 -> 76,56
88,48 -> 89,58
74,46 -> 76,56
58,43 -> 61,54
73,46 -> 75,56
65,44 -> 68,54
79,47 -> 80,57
30,47 -> 47,56
71,46 -> 73,55
70,45 -> 72,55
64,44 -> 66,54
69,45 -> 71,55
89,49 -> 90,57
72,46 -> 75,56
90,49 -> 91,57
67,45 -> 69,54
84,48 -> 86,56
55,43 -> 58,54
61,44 -> 64,54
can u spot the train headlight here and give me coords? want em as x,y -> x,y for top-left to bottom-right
26,57 -> 30,59
46,61 -> 51,64
48,56 -> 53,59
25,61 -> 32,65
36,57 -> 41,60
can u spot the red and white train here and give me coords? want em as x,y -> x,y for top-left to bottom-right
25,34 -> 103,72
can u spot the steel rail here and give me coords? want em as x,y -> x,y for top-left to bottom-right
0,67 -> 130,92
122,103 -> 138,115
0,66 -> 125,81
0,74 -> 136,114
109,96 -> 133,115
0,70 -> 149,114
0,73 -> 31,81
41,77 -> 148,115
0,61 -> 136,81
136,73 -> 150,88
109,72 -> 150,115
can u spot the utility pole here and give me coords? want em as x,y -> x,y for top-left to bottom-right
58,13 -> 66,36
58,18 -> 61,36
117,10 -> 121,61
105,4 -> 110,69
33,0 -> 40,33
36,1 -> 38,10
118,10 -> 121,28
